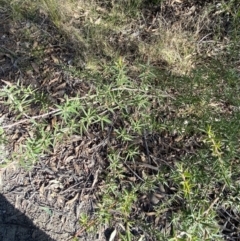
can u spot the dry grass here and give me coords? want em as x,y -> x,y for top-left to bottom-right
31,0 -> 238,76
139,27 -> 196,75
32,1 -> 193,74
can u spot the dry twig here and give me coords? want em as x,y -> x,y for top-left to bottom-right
2,109 -> 61,129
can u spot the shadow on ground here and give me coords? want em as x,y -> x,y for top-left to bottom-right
0,193 -> 55,241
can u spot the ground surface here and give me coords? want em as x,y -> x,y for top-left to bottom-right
0,7 -> 99,241
0,1 -> 240,241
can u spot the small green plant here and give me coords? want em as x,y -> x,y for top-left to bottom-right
205,125 -> 223,159
203,125 -> 231,186
176,163 -> 195,200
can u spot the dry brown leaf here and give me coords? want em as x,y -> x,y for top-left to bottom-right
66,193 -> 79,205
48,180 -> 63,190
39,183 -> 45,197
55,82 -> 66,90
91,169 -> 99,188
51,54 -> 60,64
146,212 -> 156,216
52,90 -> 65,97
1,79 -> 13,86
48,76 -> 60,85
67,136 -> 81,144
51,116 -> 57,127
31,62 -> 40,73
64,155 -> 75,163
